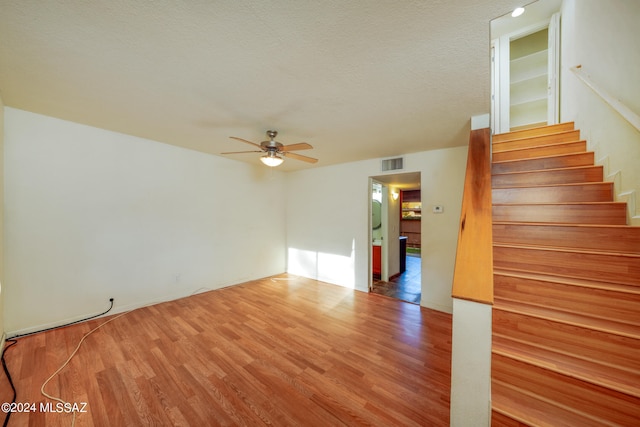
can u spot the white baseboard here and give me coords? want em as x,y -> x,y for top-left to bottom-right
6,277 -> 264,338
422,300 -> 453,314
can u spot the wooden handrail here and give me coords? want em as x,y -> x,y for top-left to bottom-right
571,65 -> 640,133
452,127 -> 493,304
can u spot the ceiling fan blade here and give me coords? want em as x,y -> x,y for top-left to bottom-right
229,136 -> 263,149
280,142 -> 313,152
221,150 -> 263,154
283,151 -> 318,164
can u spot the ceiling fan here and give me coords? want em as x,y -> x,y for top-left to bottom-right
222,130 -> 318,167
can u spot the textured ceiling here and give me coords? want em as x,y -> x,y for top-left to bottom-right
0,0 -> 518,171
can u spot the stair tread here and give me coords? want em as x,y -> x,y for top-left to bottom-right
493,141 -> 587,163
494,271 -> 640,327
493,201 -> 627,206
493,125 -> 577,143
493,268 -> 640,295
493,139 -> 585,153
492,379 -> 609,427
493,151 -> 593,165
492,165 -> 602,177
492,202 -> 629,225
493,242 -> 640,258
492,223 -> 640,254
491,181 -> 612,194
496,181 -> 613,190
492,166 -> 604,188
493,245 -> 640,286
493,221 -> 639,229
493,297 -> 640,339
493,334 -> 640,397
492,152 -> 595,174
493,183 -> 614,204
493,352 -> 640,425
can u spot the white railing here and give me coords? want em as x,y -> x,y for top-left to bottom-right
571,65 -> 640,133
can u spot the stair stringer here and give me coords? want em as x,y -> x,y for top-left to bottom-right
598,153 -> 640,226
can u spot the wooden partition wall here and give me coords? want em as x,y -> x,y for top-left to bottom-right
451,127 -> 493,304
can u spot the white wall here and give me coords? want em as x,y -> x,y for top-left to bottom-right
450,298 -> 492,426
561,0 -> 640,223
286,145 -> 467,313
0,96 -> 5,345
4,108 -> 286,335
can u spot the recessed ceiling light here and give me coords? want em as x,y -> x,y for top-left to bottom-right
512,7 -> 525,17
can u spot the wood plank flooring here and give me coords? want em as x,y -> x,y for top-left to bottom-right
0,275 -> 452,426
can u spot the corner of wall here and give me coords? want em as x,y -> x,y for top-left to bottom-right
0,94 -> 5,343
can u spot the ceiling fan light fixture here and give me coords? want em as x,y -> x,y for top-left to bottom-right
260,151 -> 284,167
224,130 -> 317,166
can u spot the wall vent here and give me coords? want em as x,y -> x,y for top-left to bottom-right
381,157 -> 404,172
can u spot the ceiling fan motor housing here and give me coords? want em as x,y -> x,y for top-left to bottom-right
260,141 -> 283,150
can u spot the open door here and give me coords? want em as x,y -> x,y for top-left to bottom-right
491,1 -> 561,132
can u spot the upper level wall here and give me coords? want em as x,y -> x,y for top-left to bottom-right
560,0 -> 640,223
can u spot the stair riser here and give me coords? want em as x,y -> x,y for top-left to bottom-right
493,246 -> 640,286
492,166 -> 603,188
491,410 -> 529,427
493,131 -> 581,151
492,203 -> 628,225
493,310 -> 640,372
494,274 -> 640,326
493,123 -> 576,144
493,183 -> 613,204
493,141 -> 586,162
492,224 -> 640,253
492,353 -> 640,425
492,152 -> 595,174
492,381 -> 603,427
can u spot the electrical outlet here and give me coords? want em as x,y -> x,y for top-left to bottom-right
433,205 -> 444,214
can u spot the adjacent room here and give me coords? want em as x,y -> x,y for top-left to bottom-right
370,173 -> 423,304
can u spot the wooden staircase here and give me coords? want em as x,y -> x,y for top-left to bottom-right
490,122 -> 640,426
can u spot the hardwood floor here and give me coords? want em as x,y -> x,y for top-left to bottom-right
0,275 -> 452,426
371,255 -> 422,304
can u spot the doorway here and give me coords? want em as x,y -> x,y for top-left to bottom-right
369,172 -> 421,304
491,0 -> 562,133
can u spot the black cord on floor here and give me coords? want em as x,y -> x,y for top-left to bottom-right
2,339 -> 18,427
1,298 -> 115,426
9,298 -> 114,340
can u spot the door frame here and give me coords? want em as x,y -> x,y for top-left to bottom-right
368,172 -> 421,298
491,16 -> 560,133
